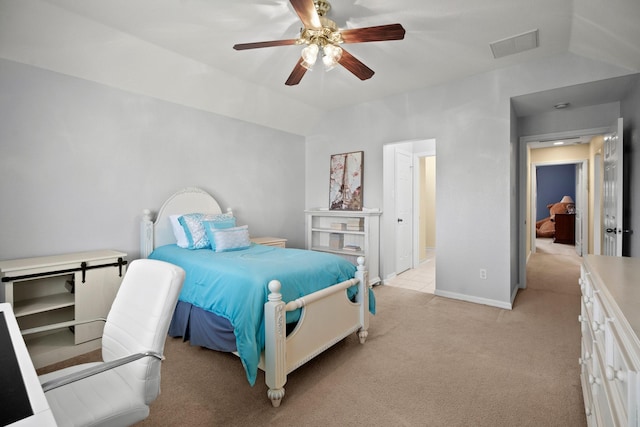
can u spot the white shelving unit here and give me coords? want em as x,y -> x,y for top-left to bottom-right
0,250 -> 127,368
305,209 -> 381,285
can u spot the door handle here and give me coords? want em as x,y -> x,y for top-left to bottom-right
606,228 -> 634,234
397,218 -> 403,223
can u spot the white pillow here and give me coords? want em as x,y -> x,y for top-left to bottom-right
212,225 -> 251,252
169,215 -> 189,248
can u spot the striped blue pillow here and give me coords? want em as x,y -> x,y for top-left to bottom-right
211,225 -> 251,252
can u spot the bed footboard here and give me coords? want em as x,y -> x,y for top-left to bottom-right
263,257 -> 369,407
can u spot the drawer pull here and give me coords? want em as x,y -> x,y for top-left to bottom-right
605,365 -> 626,382
591,320 -> 603,332
579,355 -> 591,365
588,374 -> 601,388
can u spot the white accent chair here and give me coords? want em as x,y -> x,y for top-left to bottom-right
28,259 -> 185,427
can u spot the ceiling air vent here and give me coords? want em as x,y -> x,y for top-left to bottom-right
490,29 -> 539,59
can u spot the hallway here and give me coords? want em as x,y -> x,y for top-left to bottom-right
384,238 -> 581,295
384,249 -> 435,294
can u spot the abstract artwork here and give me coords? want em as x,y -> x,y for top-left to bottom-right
329,151 -> 363,210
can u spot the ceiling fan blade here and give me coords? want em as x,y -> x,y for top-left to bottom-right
338,49 -> 374,81
285,58 -> 308,86
233,39 -> 298,50
340,23 -> 406,43
290,0 -> 321,29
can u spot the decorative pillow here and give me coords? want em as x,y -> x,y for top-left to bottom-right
178,212 -> 235,249
203,217 -> 237,251
169,215 -> 189,248
211,225 -> 251,252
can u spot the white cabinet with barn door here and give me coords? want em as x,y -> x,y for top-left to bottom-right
0,250 -> 127,368
578,255 -> 640,426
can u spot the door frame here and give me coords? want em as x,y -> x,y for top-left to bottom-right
413,151 -> 435,267
593,152 -> 602,255
529,160 -> 587,255
518,126 -> 609,290
382,139 -> 435,282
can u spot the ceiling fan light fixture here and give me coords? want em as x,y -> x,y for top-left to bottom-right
233,0 -> 405,85
322,44 -> 342,70
301,43 -> 319,70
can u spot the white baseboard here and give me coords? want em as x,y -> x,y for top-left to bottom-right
433,289 -> 513,310
382,273 -> 397,284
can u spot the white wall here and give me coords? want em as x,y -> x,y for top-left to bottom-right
0,58 -> 306,260
622,79 -> 640,256
305,53 -> 634,309
518,102 -> 621,136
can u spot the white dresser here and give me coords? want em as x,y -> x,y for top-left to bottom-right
579,255 -> 640,426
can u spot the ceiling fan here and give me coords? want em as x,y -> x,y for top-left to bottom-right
233,0 -> 406,86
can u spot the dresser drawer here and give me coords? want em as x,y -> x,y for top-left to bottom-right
590,292 -> 608,356
604,319 -> 639,426
580,256 -> 640,427
580,268 -> 596,321
580,301 -> 595,358
590,349 -> 622,427
581,371 -> 597,427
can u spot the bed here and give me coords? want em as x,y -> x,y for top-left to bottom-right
140,187 -> 373,407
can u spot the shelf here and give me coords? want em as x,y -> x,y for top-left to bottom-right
311,246 -> 365,257
13,292 -> 75,318
311,227 -> 365,235
23,328 -> 101,369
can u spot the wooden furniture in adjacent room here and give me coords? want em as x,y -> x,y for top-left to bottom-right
305,209 -> 381,285
554,213 -> 575,244
0,250 -> 127,368
578,255 -> 640,426
250,236 -> 287,248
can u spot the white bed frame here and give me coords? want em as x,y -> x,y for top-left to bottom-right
140,187 -> 370,407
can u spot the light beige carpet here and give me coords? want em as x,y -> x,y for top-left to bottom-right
38,250 -> 586,426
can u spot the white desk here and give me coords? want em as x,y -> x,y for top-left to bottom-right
0,303 -> 56,426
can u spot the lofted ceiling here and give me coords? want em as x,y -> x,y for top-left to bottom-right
0,0 -> 639,135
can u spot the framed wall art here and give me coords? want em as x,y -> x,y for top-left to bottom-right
329,151 -> 363,210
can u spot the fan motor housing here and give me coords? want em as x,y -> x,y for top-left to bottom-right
314,0 -> 331,17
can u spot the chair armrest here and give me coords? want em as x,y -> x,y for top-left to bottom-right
42,351 -> 164,392
21,318 -> 106,336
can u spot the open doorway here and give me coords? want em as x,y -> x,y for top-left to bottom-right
382,139 -> 436,293
518,127 -> 610,290
530,161 -> 586,256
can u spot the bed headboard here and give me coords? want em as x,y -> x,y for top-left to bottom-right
141,187 -> 228,258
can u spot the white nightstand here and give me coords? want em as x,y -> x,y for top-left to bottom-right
250,237 -> 287,248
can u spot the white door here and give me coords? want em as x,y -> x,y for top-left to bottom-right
603,118 -> 623,256
395,149 -> 413,274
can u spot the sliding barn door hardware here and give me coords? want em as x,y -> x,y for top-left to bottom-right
2,257 -> 127,283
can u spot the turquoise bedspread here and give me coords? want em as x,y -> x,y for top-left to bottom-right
149,244 -> 375,385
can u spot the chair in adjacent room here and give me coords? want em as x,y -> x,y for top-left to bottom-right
25,259 -> 185,427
